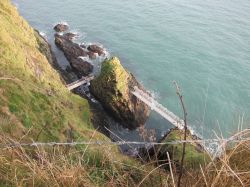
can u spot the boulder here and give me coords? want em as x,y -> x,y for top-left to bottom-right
55,34 -> 88,59
55,34 -> 92,76
54,23 -> 69,32
71,58 -> 93,76
90,57 -> 150,129
88,44 -> 105,56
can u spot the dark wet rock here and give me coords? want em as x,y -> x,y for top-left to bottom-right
63,32 -> 77,40
90,57 -> 150,129
88,44 -> 105,56
87,51 -> 97,60
55,34 -> 93,76
55,34 -> 88,60
54,23 -> 69,32
80,44 -> 87,48
71,58 -> 93,76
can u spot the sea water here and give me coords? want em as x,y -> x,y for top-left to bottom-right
12,0 -> 250,143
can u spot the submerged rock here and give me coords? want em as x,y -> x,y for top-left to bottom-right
54,23 -> 69,32
90,57 -> 150,129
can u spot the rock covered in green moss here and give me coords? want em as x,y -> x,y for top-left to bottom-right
158,128 -> 210,169
90,57 -> 150,129
138,128 -> 210,169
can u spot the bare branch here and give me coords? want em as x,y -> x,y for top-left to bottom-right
173,81 -> 188,187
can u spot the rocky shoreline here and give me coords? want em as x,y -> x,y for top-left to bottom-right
37,22 -> 209,168
53,23 -> 151,130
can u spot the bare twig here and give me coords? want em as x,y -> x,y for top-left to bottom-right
173,81 -> 188,187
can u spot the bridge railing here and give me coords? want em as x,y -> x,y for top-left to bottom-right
132,86 -> 184,127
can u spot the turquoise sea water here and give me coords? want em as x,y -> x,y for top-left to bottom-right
12,0 -> 250,141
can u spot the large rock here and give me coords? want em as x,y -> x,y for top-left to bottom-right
90,57 -> 150,129
55,33 -> 92,76
55,34 -> 88,59
54,23 -> 69,32
71,58 -> 93,76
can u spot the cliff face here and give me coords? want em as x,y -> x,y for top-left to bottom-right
90,57 -> 150,129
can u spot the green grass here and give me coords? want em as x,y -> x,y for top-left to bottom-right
160,128 -> 210,169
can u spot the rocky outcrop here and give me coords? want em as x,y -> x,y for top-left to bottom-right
88,44 -> 105,56
71,57 -> 93,75
139,128 -> 210,169
63,32 -> 77,40
55,33 -> 88,59
90,57 -> 150,129
55,33 -> 93,76
54,23 -> 69,32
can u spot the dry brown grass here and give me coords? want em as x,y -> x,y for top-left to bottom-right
0,134 -> 169,187
1,130 -> 250,186
177,129 -> 250,187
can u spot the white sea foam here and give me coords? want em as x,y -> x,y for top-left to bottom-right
58,21 -> 69,26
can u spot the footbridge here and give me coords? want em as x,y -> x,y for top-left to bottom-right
131,86 -> 185,129
66,75 -> 94,91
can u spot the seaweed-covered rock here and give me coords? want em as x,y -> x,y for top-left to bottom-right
90,57 -> 150,129
91,57 -> 150,129
158,128 -> 210,169
139,128 -> 210,169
